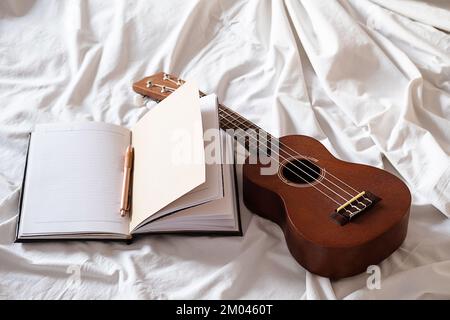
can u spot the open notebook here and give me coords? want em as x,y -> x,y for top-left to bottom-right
16,81 -> 241,241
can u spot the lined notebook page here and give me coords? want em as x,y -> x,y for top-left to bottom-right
19,122 -> 131,237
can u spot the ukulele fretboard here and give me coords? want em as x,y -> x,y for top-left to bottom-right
218,103 -> 275,155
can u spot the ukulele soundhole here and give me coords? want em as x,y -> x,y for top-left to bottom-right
279,158 -> 323,187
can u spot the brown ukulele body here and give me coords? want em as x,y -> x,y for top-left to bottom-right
243,135 -> 411,279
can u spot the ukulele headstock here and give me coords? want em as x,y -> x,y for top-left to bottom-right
132,72 -> 187,103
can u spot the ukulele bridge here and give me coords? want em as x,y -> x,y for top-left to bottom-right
331,191 -> 381,226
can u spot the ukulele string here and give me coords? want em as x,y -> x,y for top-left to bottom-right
218,106 -> 362,198
218,108 -> 362,204
218,113 -> 356,207
218,113 -> 350,206
219,107 -> 373,207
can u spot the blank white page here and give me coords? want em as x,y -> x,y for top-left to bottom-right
140,94 -> 223,224
130,81 -> 205,231
133,132 -> 238,233
19,122 -> 131,237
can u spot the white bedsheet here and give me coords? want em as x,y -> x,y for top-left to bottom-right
0,0 -> 449,299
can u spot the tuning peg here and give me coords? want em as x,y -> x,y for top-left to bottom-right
133,94 -> 146,107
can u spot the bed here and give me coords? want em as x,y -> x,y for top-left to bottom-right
0,0 -> 449,299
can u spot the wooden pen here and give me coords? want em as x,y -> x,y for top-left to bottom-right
120,145 -> 134,217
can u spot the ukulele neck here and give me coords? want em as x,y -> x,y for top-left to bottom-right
218,104 -> 258,132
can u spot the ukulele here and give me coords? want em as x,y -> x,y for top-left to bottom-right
132,72 -> 411,279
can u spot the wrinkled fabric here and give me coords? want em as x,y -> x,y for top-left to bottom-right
0,0 -> 449,299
